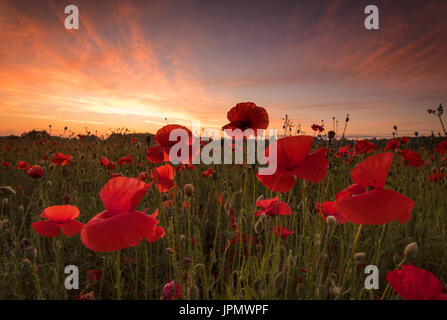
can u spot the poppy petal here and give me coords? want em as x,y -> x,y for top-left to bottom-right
100,177 -> 149,217
256,169 -> 296,193
293,147 -> 329,183
146,145 -> 168,163
81,211 -> 157,252
32,220 -> 60,237
41,205 -> 80,222
351,152 -> 393,188
386,265 -> 444,300
59,219 -> 84,236
336,188 -> 414,225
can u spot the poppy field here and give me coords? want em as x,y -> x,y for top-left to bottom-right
0,103 -> 447,300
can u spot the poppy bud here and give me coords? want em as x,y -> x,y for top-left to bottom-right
354,252 -> 366,264
2,198 -> 8,207
24,247 -> 37,261
187,285 -> 200,300
165,247 -> 174,255
328,130 -> 336,140
440,166 -> 445,173
183,184 -> 194,197
326,215 -> 337,226
18,205 -> 24,213
254,217 -> 264,234
46,180 -> 52,187
431,167 -> 437,174
20,238 -> 30,249
256,194 -> 264,202
180,234 -> 186,242
273,271 -> 285,292
404,242 -> 418,258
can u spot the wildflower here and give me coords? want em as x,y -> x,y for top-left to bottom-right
311,124 -> 324,132
352,140 -> 378,156
222,102 -> 269,133
27,165 -> 44,179
256,136 -> 328,192
336,152 -> 414,225
162,281 -> 182,300
32,205 -> 84,237
315,201 -> 346,224
51,153 -> 73,166
80,177 -> 165,252
385,139 -> 400,151
274,226 -> 294,239
149,164 -> 175,192
117,154 -> 134,166
15,161 -> 30,170
386,265 -> 447,300
254,196 -> 291,217
146,124 -> 194,164
401,149 -> 424,167
202,168 -> 215,178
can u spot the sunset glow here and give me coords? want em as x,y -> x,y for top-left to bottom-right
1,0 -> 446,137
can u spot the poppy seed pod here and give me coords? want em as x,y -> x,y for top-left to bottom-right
328,130 -> 336,140
326,215 -> 337,226
404,242 -> 418,258
187,285 -> 200,300
165,247 -> 174,255
24,247 -> 37,261
354,252 -> 366,264
184,184 -> 194,197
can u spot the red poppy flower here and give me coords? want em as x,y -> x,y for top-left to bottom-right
162,281 -> 182,300
256,136 -> 328,192
80,177 -> 165,252
315,201 -> 347,224
117,154 -> 134,166
399,136 -> 410,145
202,168 -> 215,178
336,152 -> 414,225
429,170 -> 445,183
274,226 -> 294,239
32,205 -> 84,237
15,161 -> 30,170
51,152 -> 73,166
400,149 -> 424,167
149,164 -> 175,192
254,196 -> 291,217
146,124 -> 194,164
222,102 -> 269,133
311,124 -> 324,132
386,265 -> 446,300
336,145 -> 351,158
434,140 -> 447,154
385,139 -> 400,151
100,157 -> 115,170
352,140 -> 378,156
130,138 -> 137,143
27,165 -> 44,179
2,161 -> 11,167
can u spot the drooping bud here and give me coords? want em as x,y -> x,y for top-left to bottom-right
254,217 -> 264,234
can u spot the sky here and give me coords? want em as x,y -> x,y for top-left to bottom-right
0,0 -> 446,138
